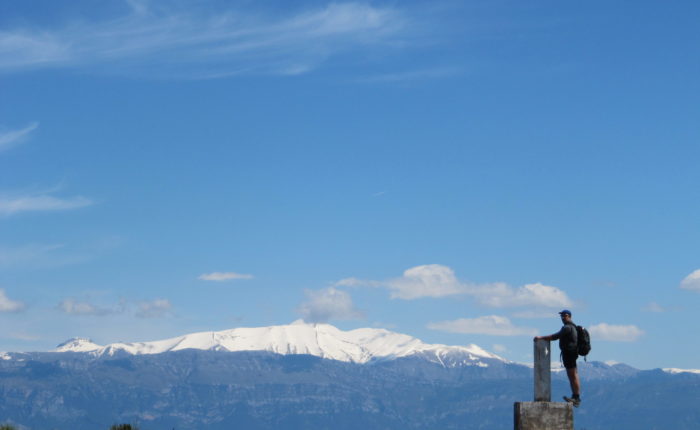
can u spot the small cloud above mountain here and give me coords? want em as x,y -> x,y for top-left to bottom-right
58,299 -> 118,316
680,269 -> 700,292
589,323 -> 644,342
0,289 -> 25,313
198,272 -> 254,281
297,287 -> 364,323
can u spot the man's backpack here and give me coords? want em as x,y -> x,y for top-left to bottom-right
576,325 -> 591,360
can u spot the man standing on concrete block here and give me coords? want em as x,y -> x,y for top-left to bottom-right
533,309 -> 581,407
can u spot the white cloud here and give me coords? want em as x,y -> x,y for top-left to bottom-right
58,299 -> 117,316
0,194 -> 92,216
0,2 -> 404,78
198,272 -> 253,281
510,309 -> 564,319
427,315 -> 537,336
680,269 -> 700,291
297,287 -> 364,323
135,299 -> 172,318
0,289 -> 25,312
472,282 -> 573,309
341,264 -> 573,308
0,122 -> 38,152
589,323 -> 644,342
386,264 -> 467,299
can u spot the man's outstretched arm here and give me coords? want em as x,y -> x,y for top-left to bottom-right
533,334 -> 556,342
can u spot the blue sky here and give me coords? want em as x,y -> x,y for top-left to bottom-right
1,0 -> 699,369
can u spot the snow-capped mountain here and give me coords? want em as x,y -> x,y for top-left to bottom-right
55,337 -> 103,353
55,320 -> 505,366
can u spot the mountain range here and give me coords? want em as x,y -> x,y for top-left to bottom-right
53,320 -> 503,366
1,321 -> 698,429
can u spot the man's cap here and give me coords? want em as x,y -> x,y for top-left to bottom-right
559,309 -> 572,316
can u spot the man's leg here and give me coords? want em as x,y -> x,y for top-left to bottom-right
566,367 -> 580,396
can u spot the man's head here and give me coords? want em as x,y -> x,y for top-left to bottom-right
559,309 -> 572,322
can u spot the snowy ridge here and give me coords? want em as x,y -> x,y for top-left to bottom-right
54,320 -> 506,366
663,368 -> 700,375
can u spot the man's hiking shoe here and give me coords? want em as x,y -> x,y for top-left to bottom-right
563,396 -> 581,407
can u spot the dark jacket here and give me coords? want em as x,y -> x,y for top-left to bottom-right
551,321 -> 578,354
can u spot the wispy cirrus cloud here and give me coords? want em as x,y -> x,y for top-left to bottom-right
0,289 -> 25,312
0,1 -> 406,78
589,323 -> 644,342
0,122 -> 38,152
198,272 -> 253,282
337,264 -> 573,309
427,315 -> 537,337
0,125 -> 93,218
0,243 -> 89,270
358,66 -> 462,84
297,287 -> 364,323
0,193 -> 92,216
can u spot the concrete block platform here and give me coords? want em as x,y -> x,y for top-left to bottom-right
514,401 -> 573,430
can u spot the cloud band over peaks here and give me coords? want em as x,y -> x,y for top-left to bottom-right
337,264 -> 573,309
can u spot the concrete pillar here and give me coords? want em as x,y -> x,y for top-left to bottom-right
514,402 -> 573,430
534,339 -> 551,402
513,340 -> 573,429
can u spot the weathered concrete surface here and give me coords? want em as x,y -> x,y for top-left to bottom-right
534,339 -> 551,402
514,402 -> 573,430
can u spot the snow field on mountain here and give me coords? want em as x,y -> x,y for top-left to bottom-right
55,320 -> 506,366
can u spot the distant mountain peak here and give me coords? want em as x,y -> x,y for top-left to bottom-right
54,322 -> 506,366
55,337 -> 102,352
